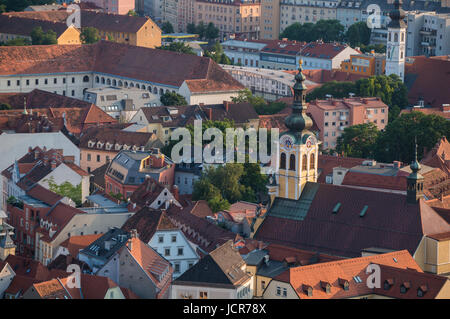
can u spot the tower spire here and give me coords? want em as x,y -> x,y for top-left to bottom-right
407,137 -> 424,203
284,59 -> 313,140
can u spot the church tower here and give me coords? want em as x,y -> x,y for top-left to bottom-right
268,60 -> 319,202
406,142 -> 424,203
385,0 -> 406,82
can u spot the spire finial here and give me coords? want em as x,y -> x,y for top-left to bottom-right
410,136 -> 421,173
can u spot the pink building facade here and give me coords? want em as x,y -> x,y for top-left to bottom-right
82,0 -> 135,15
308,97 -> 388,149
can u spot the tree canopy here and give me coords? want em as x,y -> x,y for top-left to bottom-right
158,42 -> 196,55
30,26 -> 57,45
161,21 -> 174,34
80,27 -> 100,44
192,162 -> 268,212
280,20 -> 344,42
45,177 -> 82,207
204,42 -> 232,64
160,91 -> 188,106
334,112 -> 449,164
345,21 -> 371,47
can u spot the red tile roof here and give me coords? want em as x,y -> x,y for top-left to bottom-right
0,14 -> 73,38
59,234 -> 103,257
274,250 -> 448,299
421,137 -> 450,176
121,208 -> 178,243
255,183 -> 450,258
317,154 -> 366,183
405,56 -> 450,108
342,171 -> 406,191
0,41 -> 243,92
301,68 -> 368,83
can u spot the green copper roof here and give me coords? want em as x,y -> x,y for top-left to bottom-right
268,182 -> 320,221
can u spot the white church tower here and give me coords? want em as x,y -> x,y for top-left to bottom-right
385,0 -> 406,82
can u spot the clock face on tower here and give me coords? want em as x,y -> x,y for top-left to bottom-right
280,135 -> 294,150
305,135 -> 317,149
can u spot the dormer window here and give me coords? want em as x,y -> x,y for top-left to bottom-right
302,284 -> 313,297
320,281 -> 331,294
123,144 -> 130,150
105,143 -> 112,150
97,142 -> 104,149
88,140 -> 95,148
400,281 -> 411,294
338,278 -> 349,291
384,278 -> 394,290
417,285 -> 427,297
115,144 -> 122,151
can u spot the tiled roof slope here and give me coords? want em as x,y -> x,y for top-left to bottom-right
421,137 -> 450,176
4,10 -> 154,33
317,155 -> 366,183
0,14 -> 71,38
274,250 -> 449,299
255,182 -> 450,258
0,89 -> 92,109
121,208 -> 177,243
0,41 -> 243,91
174,241 -> 250,288
404,56 -> 450,108
79,126 -> 154,150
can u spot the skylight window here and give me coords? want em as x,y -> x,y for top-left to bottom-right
359,205 -> 368,217
332,202 -> 341,214
353,276 -> 362,283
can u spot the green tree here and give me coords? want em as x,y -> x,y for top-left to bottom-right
80,27 -> 100,44
360,43 -> 386,54
280,20 -> 344,42
204,42 -> 231,64
205,22 -> 219,41
30,27 -> 57,45
3,37 -> 31,46
0,102 -> 11,110
161,21 -> 174,34
374,112 -> 450,163
187,23 -> 196,34
158,42 -> 196,55
195,22 -> 206,39
160,91 -> 187,106
127,10 -> 137,16
336,122 -> 380,158
345,21 -> 371,47
45,177 -> 82,206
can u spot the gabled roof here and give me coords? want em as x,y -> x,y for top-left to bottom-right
174,241 -> 250,288
121,208 -> 178,243
421,137 -> 450,176
5,255 -> 50,281
255,182 -> 450,258
273,250 -> 449,299
0,14 -> 73,38
125,237 -> 172,288
79,126 -> 154,150
128,176 -> 167,208
4,10 -> 156,34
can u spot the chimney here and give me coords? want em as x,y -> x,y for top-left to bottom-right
28,146 -> 33,153
223,101 -> 230,112
207,108 -> 213,120
172,185 -> 179,201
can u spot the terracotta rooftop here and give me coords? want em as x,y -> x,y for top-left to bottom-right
0,41 -> 243,92
405,55 -> 450,108
274,250 -> 449,299
59,234 -> 103,258
0,14 -> 73,38
421,137 -> 450,176
301,68 -> 368,83
79,126 -> 155,150
255,182 -> 450,258
4,10 -> 157,34
121,208 -> 178,243
317,154 -> 366,183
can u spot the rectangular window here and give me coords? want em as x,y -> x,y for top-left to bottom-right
164,248 -> 170,256
87,154 -> 91,161
177,247 -> 183,256
199,292 -> 208,299
97,155 -> 100,162
171,235 -> 176,243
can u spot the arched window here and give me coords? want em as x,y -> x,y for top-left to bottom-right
112,79 -> 116,86
101,77 -> 105,84
95,76 -> 99,83
302,154 -> 307,170
153,87 -> 157,94
124,81 -> 128,87
160,88 -> 164,95
107,79 -> 111,85
394,33 -> 398,42
389,32 -> 391,41
135,84 -> 139,89
401,32 -> 404,42
118,81 -> 123,87
83,75 -> 89,83
310,153 -> 315,170
289,154 -> 296,171
280,153 -> 286,169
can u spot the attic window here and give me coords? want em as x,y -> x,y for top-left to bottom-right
338,278 -> 349,291
332,202 -> 341,214
320,281 -> 331,294
384,279 -> 394,290
417,285 -> 427,297
359,205 -> 368,217
400,282 -> 411,294
302,284 -> 313,297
